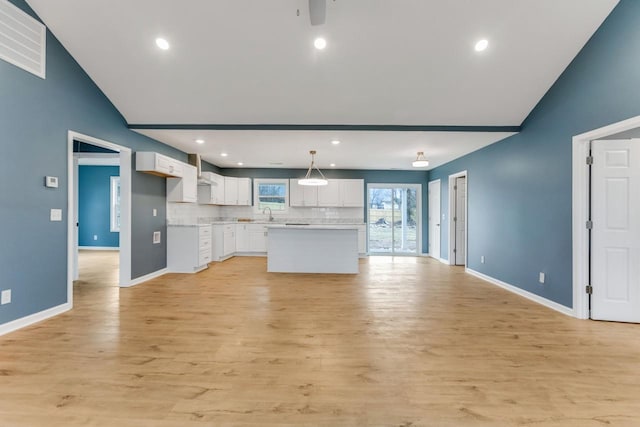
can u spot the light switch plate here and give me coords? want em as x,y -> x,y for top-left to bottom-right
45,176 -> 58,188
1,289 -> 11,305
153,209 -> 157,217
539,272 -> 545,284
50,209 -> 62,221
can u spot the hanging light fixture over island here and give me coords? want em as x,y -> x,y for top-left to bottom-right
299,150 -> 328,186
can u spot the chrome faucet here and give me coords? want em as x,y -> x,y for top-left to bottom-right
262,206 -> 274,222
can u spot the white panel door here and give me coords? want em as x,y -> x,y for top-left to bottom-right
454,177 -> 466,265
591,139 -> 640,323
428,180 -> 441,259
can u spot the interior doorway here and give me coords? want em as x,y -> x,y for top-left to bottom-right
448,171 -> 467,266
367,184 -> 421,255
589,139 -> 640,323
428,180 -> 441,260
67,131 -> 132,306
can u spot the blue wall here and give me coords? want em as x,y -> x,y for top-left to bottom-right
429,0 -> 640,308
222,167 -> 430,253
0,0 -> 187,325
78,166 -> 120,248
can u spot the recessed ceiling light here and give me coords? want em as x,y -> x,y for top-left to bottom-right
314,37 -> 327,50
220,152 -> 228,157
155,38 -> 170,50
331,140 -> 340,145
195,139 -> 205,144
330,163 -> 336,167
474,39 -> 489,52
237,162 -> 244,166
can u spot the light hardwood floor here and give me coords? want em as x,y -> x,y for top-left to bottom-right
1,252 -> 639,426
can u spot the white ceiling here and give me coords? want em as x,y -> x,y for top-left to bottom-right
134,129 -> 515,170
26,0 -> 618,169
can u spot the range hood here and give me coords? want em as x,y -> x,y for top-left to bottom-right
188,154 -> 214,184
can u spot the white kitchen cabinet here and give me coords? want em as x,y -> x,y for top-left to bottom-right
235,223 -> 250,252
289,179 -> 318,207
224,177 -> 239,205
212,224 -> 236,261
317,179 -> 341,207
357,225 -> 367,255
167,164 -> 198,203
237,178 -> 252,206
248,224 -> 268,252
198,172 -> 225,205
167,225 -> 212,273
136,152 -> 184,178
340,179 -> 365,207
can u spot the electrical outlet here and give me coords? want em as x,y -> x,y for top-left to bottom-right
539,272 -> 545,284
93,235 -> 98,241
153,231 -> 161,244
1,289 -> 11,305
481,256 -> 485,264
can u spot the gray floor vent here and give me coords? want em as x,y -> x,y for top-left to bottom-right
0,0 -> 46,79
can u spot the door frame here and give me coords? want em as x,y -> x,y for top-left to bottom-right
366,183 -> 422,255
428,179 -> 441,260
572,114 -> 640,320
67,131 -> 132,306
448,171 -> 468,266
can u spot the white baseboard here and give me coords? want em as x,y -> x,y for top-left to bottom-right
466,268 -> 574,317
79,246 -> 120,251
0,302 -> 72,337
122,268 -> 168,288
438,257 -> 450,265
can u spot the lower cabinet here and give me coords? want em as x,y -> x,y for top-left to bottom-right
213,224 -> 236,261
357,225 -> 367,255
167,225 -> 212,273
236,223 -> 268,254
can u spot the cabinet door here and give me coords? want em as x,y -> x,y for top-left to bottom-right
340,179 -> 364,207
224,177 -> 238,205
223,225 -> 236,255
248,225 -> 268,252
236,224 -> 250,252
289,179 -> 304,207
317,179 -> 340,207
212,174 -> 225,204
182,165 -> 198,202
237,178 -> 252,206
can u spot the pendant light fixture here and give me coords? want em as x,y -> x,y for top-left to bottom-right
299,150 -> 328,186
412,151 -> 429,168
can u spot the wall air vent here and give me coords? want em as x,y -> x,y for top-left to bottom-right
0,0 -> 46,79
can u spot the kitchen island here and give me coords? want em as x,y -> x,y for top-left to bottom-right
266,225 -> 359,274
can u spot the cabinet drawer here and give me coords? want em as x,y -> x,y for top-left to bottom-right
199,238 -> 211,250
224,224 -> 235,232
199,249 -> 212,266
199,226 -> 212,238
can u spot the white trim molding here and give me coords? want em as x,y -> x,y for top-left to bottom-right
466,268 -> 574,317
122,268 -> 168,288
572,114 -> 640,320
78,246 -> 120,251
0,303 -> 71,337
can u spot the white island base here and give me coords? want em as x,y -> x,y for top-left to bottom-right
267,226 -> 359,274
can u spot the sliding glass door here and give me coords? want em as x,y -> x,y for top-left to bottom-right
368,184 -> 421,255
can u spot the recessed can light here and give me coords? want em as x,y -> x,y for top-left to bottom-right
314,37 -> 327,50
237,162 -> 244,166
155,38 -> 170,50
475,39 -> 489,52
195,139 -> 205,144
221,152 -> 228,157
330,163 -> 336,167
331,140 -> 341,145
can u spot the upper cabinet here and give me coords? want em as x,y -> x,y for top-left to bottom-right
167,164 -> 198,203
289,179 -> 319,207
224,177 -> 239,205
136,152 -> 184,178
237,178 -> 252,206
339,179 -> 364,207
198,172 -> 225,205
292,179 -> 364,208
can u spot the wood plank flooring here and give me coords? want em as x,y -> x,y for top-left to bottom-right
1,253 -> 639,426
